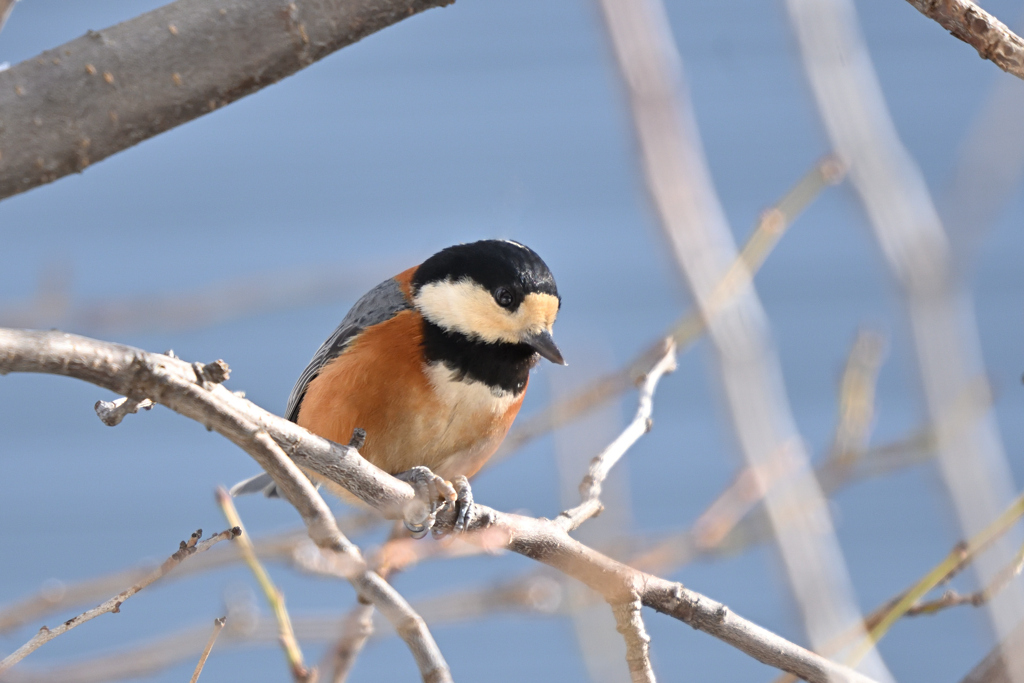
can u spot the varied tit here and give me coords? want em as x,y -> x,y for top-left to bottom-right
232,239 -> 565,534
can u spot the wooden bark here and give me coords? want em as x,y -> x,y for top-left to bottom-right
0,0 -> 452,200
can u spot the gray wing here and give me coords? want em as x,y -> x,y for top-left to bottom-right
231,276 -> 411,499
284,276 -> 411,422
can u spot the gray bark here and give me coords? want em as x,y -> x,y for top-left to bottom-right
0,0 -> 452,200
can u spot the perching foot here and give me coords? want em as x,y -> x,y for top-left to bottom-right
453,475 -> 474,533
395,466 -> 456,538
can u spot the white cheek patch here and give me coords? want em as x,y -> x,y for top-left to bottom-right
415,280 -> 559,344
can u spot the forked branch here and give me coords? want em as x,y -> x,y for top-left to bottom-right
0,329 -> 875,683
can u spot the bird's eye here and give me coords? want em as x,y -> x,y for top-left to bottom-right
494,287 -> 514,308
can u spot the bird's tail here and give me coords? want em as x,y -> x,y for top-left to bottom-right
228,472 -> 282,498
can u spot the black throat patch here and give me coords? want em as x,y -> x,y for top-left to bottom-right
420,319 -> 537,395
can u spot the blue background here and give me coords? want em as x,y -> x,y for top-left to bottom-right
2,0 -> 1024,681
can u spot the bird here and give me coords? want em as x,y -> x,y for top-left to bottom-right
232,239 -> 565,534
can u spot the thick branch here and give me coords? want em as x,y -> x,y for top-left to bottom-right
903,0 -> 1024,80
0,0 -> 452,200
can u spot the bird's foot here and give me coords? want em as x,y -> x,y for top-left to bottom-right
432,475 -> 476,538
453,475 -> 474,533
395,466 -> 456,539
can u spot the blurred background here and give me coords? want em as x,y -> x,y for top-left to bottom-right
2,0 -> 1024,681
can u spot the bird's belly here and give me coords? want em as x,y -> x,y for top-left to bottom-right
404,362 -> 521,479
296,313 -> 525,484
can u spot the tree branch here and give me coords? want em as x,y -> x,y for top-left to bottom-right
556,339 -> 676,532
0,328 -> 876,683
0,0 -> 452,201
0,528 -> 240,674
611,592 -> 656,683
903,0 -> 1024,81
188,617 -> 226,683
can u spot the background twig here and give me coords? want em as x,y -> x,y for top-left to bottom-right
0,528 -> 239,674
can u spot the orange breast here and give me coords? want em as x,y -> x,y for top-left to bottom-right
296,309 -> 524,492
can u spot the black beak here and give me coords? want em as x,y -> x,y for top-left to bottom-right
524,329 -> 566,365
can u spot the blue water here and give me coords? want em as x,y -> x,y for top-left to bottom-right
2,0 -> 1023,681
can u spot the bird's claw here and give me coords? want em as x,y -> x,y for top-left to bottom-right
396,466 -> 456,538
434,475 -> 475,538
453,475 -> 474,533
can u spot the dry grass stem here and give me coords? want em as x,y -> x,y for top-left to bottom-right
907,540 -> 1024,616
846,490 -> 1024,666
216,487 -> 313,682
0,527 -> 239,674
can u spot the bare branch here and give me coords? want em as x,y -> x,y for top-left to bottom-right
224,429 -> 452,683
0,0 -> 453,201
907,540 -> 1024,616
0,329 -> 877,682
327,602 -> 375,683
848,491 -> 1024,664
902,0 -> 1024,80
0,528 -> 310,634
216,488 -> 312,682
188,617 -> 226,683
611,593 -> 656,683
0,527 -> 239,674
556,339 -> 676,532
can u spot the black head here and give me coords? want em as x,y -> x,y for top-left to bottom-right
412,240 -> 565,364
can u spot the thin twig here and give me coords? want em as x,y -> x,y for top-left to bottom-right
188,617 -> 226,683
907,540 -> 1024,615
830,331 -> 886,466
556,339 -> 676,532
847,490 -> 1024,666
903,0 -> 1024,80
1,410 -> 937,683
0,527 -> 239,674
611,593 -> 656,683
216,488 -> 312,682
